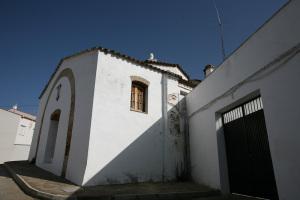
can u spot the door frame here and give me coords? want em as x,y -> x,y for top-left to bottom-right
220,95 -> 278,199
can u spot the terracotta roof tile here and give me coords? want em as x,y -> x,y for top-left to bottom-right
39,46 -> 192,99
144,60 -> 190,80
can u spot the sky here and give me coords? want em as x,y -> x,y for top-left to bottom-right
0,0 -> 288,115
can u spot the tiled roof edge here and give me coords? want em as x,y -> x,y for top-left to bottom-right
144,60 -> 179,67
144,60 -> 190,80
39,47 -> 184,99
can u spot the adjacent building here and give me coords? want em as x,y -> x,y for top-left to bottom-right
187,1 -> 300,200
0,107 -> 35,164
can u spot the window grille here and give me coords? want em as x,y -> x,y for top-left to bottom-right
223,96 -> 264,124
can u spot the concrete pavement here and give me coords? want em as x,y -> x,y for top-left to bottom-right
1,161 -> 263,200
0,164 -> 35,200
193,195 -> 264,200
4,161 -> 220,200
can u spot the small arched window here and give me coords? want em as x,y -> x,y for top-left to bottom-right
131,81 -> 147,113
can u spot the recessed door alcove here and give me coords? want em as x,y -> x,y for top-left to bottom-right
44,109 -> 61,163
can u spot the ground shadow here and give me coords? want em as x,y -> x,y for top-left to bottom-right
0,164 -> 11,178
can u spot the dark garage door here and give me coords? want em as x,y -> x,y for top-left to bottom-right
223,97 -> 278,200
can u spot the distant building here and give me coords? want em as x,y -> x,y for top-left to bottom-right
0,107 -> 36,164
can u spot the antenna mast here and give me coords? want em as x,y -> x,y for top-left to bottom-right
213,0 -> 225,61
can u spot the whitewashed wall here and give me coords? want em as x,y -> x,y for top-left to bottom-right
187,1 -> 300,199
0,109 -> 35,163
29,51 -> 98,185
30,48 -> 191,186
83,52 -> 189,186
35,77 -> 71,175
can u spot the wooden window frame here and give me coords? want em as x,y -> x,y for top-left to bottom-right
130,81 -> 148,113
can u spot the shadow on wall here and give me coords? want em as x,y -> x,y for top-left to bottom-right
215,115 -> 230,193
8,97 -> 191,199
84,97 -> 190,186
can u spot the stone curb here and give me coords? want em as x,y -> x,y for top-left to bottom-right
4,162 -> 220,200
4,162 -> 71,200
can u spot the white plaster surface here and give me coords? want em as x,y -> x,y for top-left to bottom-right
187,1 -> 300,199
35,77 -> 72,176
84,52 -> 188,185
30,51 -> 98,185
30,44 -> 192,186
0,109 -> 35,163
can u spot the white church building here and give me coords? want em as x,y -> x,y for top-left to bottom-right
28,47 -> 198,186
29,1 -> 300,199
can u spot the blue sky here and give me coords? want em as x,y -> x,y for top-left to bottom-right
0,0 -> 287,114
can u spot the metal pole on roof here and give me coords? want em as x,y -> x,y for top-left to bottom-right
212,0 -> 226,61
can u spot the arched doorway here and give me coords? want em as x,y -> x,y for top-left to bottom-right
34,68 -> 75,178
44,110 -> 61,163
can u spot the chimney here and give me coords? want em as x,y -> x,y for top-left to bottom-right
203,64 -> 215,77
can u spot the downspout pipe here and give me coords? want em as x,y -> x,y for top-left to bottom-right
161,74 -> 168,181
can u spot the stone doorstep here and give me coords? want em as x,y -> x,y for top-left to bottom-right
4,161 -> 220,200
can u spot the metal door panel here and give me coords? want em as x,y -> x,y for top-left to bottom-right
223,97 -> 278,200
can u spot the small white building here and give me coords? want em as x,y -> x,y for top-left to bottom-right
28,49 -> 198,186
0,107 -> 36,164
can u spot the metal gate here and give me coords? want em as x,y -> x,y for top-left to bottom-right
223,97 -> 278,200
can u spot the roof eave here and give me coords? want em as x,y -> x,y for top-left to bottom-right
39,47 -> 183,99
144,60 -> 190,80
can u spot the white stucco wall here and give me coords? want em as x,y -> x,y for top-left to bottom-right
30,46 -> 193,186
83,52 -> 189,186
35,77 -> 72,175
30,51 -> 98,185
187,1 -> 300,199
29,94 -> 47,161
0,109 -> 35,163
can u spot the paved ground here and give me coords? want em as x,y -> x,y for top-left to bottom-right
193,195 -> 262,200
0,165 -> 35,200
5,161 -> 220,199
1,161 -> 261,200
